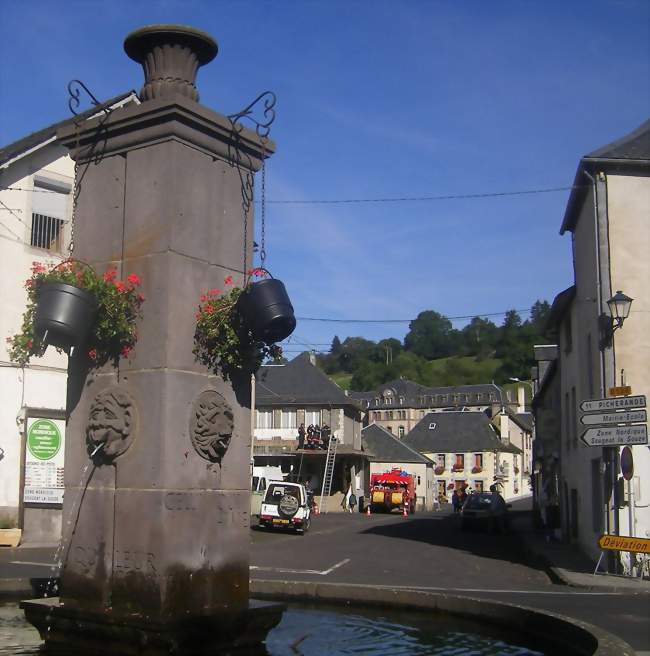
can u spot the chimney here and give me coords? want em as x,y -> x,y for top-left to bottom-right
517,385 -> 526,412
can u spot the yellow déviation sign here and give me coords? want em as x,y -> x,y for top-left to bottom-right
598,534 -> 650,554
609,385 -> 632,397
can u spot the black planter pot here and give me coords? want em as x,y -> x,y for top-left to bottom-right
35,282 -> 98,351
238,278 -> 296,344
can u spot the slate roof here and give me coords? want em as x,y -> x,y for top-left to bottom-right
0,91 -> 138,168
361,424 -> 432,464
256,352 -> 359,408
402,412 -> 521,455
561,119 -> 650,234
355,379 -> 505,410
511,412 -> 533,433
545,286 -> 575,331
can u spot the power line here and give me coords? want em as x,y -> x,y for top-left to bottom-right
264,185 -> 579,205
295,308 -> 531,324
2,184 -> 582,204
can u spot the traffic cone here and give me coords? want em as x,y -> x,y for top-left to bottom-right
366,505 -> 371,517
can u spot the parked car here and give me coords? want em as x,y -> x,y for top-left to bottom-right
459,492 -> 509,532
258,481 -> 311,534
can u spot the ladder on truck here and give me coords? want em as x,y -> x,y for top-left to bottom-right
319,435 -> 338,513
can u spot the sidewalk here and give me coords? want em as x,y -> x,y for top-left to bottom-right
510,506 -> 650,593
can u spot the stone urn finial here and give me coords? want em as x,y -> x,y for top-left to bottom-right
124,24 -> 218,102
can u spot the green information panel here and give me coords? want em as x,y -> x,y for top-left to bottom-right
27,419 -> 62,461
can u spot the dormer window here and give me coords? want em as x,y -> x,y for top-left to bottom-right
429,422 -> 437,430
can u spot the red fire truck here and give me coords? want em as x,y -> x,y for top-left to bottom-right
369,469 -> 416,514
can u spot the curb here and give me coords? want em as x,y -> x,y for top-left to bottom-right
251,579 -> 636,656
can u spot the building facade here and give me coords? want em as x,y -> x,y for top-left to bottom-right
0,93 -> 138,543
253,352 -> 365,512
538,119 -> 649,565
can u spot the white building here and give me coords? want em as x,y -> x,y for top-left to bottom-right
542,119 -> 649,567
0,92 -> 137,543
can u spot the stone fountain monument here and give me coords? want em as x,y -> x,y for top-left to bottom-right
22,24 -> 283,654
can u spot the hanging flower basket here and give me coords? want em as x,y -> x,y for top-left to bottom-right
8,260 -> 144,367
447,483 -> 454,490
236,272 -> 296,344
514,467 -> 520,475
434,466 -> 445,475
452,464 -> 464,472
193,269 -> 287,380
471,466 -> 483,474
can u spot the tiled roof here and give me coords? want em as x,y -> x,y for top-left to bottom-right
560,119 -> 650,234
586,119 -> 650,161
0,91 -> 138,167
403,412 -> 521,455
358,378 -> 505,410
256,352 -> 359,408
362,424 -> 432,464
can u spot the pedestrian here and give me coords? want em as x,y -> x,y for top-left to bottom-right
349,490 -> 357,514
489,483 -> 507,533
452,488 -> 460,513
341,484 -> 351,512
297,424 -> 305,450
433,494 -> 440,512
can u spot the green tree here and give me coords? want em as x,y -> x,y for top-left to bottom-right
404,310 -> 455,360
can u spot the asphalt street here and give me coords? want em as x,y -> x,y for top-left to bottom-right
1,507 -> 648,653
250,508 -> 650,654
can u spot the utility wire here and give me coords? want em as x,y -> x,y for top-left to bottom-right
3,184 -> 582,204
0,198 -> 30,229
263,185 -> 579,205
295,308 -> 531,324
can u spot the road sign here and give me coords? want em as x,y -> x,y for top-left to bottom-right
609,385 -> 632,397
580,409 -> 647,426
581,424 -> 648,447
621,447 -> 634,481
598,534 -> 650,554
580,395 -> 646,413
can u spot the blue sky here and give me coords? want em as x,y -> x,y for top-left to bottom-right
1,1 -> 648,357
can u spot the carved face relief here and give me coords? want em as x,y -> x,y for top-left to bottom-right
86,388 -> 135,460
189,390 -> 234,463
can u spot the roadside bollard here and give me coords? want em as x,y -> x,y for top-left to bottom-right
366,505 -> 371,517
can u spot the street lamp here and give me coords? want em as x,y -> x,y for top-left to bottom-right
606,291 -> 633,331
600,290 -> 633,347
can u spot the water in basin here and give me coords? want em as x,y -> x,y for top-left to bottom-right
0,600 -> 546,655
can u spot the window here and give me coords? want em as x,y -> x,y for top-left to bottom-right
398,426 -> 405,438
399,396 -> 404,405
387,425 -> 393,433
281,410 -> 297,429
473,480 -> 484,492
474,454 -> 483,468
30,181 -> 70,252
436,454 -> 445,467
305,409 -> 320,426
429,422 -> 437,430
256,410 -> 273,429
454,454 -> 464,469
476,393 -> 482,401
388,410 -> 394,420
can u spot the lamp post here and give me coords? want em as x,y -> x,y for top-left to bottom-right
601,290 -> 633,573
606,290 -> 633,330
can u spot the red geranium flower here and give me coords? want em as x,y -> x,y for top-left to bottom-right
88,349 -> 98,361
127,274 -> 141,286
224,275 -> 233,285
103,269 -> 117,282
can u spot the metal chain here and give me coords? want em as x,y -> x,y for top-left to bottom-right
67,123 -> 82,256
260,138 -> 267,267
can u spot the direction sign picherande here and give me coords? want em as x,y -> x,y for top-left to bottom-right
581,425 -> 648,447
580,395 -> 646,413
580,409 -> 647,426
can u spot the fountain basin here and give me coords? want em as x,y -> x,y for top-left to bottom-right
20,596 -> 284,655
250,580 -> 635,656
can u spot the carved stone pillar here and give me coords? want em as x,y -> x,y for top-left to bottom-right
22,25 -> 283,654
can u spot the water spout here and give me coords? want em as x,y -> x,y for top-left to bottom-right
90,442 -> 104,457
